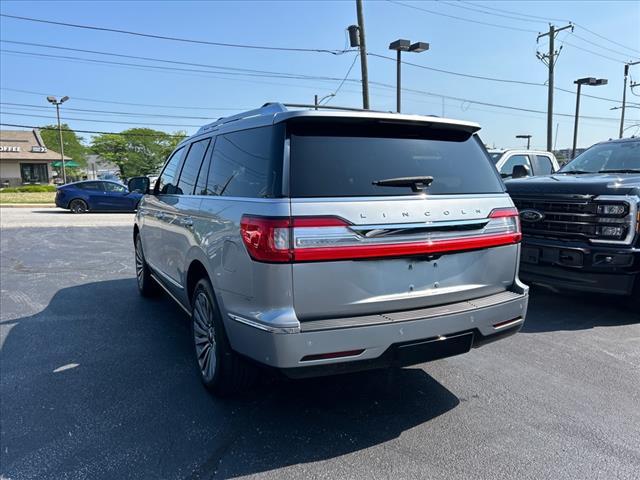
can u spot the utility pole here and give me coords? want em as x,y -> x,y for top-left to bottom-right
620,61 -> 640,138
537,23 -> 573,152
355,0 -> 370,109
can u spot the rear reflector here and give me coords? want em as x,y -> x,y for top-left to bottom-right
301,349 -> 365,362
240,209 -> 521,263
493,317 -> 522,329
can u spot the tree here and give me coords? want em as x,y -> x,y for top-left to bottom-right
90,128 -> 185,178
40,124 -> 87,166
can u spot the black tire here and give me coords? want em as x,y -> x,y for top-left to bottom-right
191,278 -> 257,396
69,199 -> 88,214
134,234 -> 159,297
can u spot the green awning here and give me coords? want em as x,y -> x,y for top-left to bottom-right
51,161 -> 80,167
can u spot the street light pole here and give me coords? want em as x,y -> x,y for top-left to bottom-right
571,77 -> 607,159
572,82 -> 583,160
516,134 -> 532,149
388,39 -> 429,113
46,95 -> 69,184
396,49 -> 402,113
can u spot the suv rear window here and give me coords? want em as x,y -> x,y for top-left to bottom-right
288,121 -> 503,197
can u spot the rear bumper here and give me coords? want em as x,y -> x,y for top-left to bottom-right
223,283 -> 528,375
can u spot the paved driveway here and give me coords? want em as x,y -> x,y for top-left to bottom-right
1,208 -> 639,479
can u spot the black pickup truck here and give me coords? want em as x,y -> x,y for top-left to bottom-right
505,137 -> 639,308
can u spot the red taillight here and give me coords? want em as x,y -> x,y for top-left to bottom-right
488,207 -> 519,218
240,216 -> 292,262
240,210 -> 521,263
489,207 -> 522,242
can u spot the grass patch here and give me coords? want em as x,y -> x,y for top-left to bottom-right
0,192 -> 56,204
0,185 -> 57,193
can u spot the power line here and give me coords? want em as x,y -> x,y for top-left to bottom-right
326,53 -> 360,104
0,102 -> 220,120
368,80 -> 638,122
0,122 -> 187,137
4,39 -> 635,107
569,32 -> 639,61
574,23 -> 640,57
460,1 -> 640,56
0,111 -> 201,128
0,49 -> 350,82
0,13 -> 353,55
461,0 -> 570,23
436,0 -> 544,25
386,0 -> 538,33
368,52 -> 543,86
369,52 -> 638,105
0,39 -> 344,80
0,87 -> 257,111
562,40 -> 630,64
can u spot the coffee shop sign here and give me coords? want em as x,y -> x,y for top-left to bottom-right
0,146 -> 21,152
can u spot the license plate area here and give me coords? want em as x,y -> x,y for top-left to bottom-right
394,331 -> 474,366
522,247 -> 540,264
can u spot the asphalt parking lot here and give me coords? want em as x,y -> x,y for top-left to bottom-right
1,208 -> 639,480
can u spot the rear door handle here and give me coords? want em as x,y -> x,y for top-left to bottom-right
156,212 -> 166,220
181,217 -> 194,228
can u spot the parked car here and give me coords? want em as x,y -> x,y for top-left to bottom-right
55,180 -> 143,213
489,149 -> 559,178
506,137 -> 639,308
129,103 -> 529,395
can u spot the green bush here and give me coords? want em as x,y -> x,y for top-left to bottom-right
0,185 -> 57,193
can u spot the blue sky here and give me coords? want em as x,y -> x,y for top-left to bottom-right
1,0 -> 639,150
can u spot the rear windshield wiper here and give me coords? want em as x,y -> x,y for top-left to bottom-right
597,169 -> 640,174
372,176 -> 434,192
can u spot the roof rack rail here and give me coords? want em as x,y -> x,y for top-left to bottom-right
196,102 -> 287,135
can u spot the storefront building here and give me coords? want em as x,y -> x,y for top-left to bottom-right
0,129 -> 71,186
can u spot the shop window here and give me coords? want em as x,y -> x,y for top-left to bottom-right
20,163 -> 49,184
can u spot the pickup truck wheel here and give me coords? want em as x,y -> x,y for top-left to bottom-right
69,199 -> 88,214
191,278 -> 256,396
134,235 -> 158,297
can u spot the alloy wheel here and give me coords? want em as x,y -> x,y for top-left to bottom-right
135,238 -> 145,289
193,291 -> 217,382
70,200 -> 87,213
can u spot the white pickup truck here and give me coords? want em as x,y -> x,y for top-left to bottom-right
488,149 -> 560,179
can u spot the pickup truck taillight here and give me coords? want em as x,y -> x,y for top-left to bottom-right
240,209 -> 521,263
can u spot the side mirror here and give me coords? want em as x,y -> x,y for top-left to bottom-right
128,176 -> 150,194
512,164 -> 531,179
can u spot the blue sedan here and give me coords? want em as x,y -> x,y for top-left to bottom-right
55,180 -> 143,213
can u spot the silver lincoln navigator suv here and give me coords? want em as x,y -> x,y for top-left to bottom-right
129,103 -> 529,395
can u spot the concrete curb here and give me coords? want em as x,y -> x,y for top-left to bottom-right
0,204 -> 58,208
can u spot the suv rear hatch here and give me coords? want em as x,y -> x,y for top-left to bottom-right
287,117 -> 519,320
239,115 -> 521,321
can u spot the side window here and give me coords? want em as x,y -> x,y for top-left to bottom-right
104,182 -> 126,193
500,154 -> 532,177
176,138 -> 211,195
205,126 -> 282,198
156,146 -> 185,195
533,155 -> 554,175
78,181 -> 103,191
195,138 -> 215,195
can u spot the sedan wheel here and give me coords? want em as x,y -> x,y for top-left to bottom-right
69,199 -> 88,214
